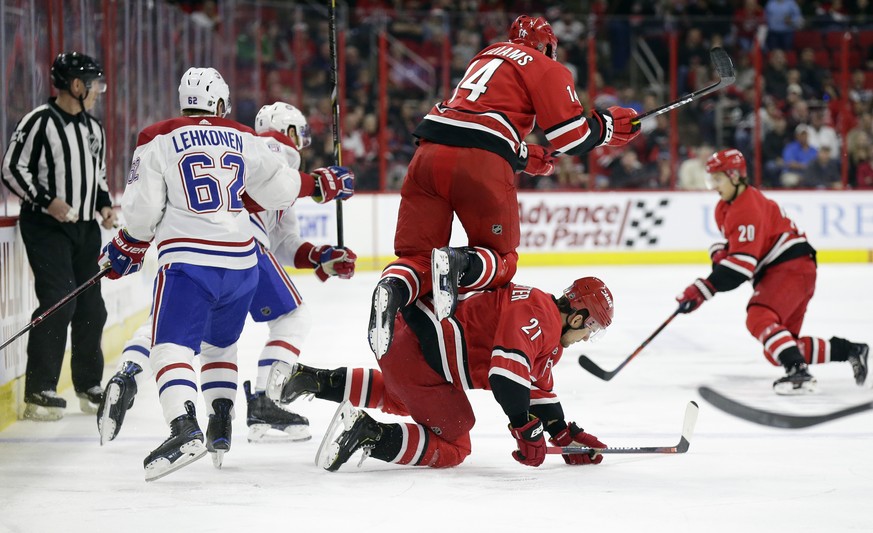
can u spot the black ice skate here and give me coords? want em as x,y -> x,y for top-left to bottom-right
23,390 -> 67,421
267,361 -> 343,404
316,400 -> 384,472
431,246 -> 471,321
244,380 -> 310,443
143,400 -> 206,482
846,342 -> 870,387
97,361 -> 142,445
368,277 -> 408,358
206,398 -> 233,468
773,363 -> 818,395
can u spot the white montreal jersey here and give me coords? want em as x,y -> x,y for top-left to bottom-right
122,116 -> 303,269
248,131 -> 307,265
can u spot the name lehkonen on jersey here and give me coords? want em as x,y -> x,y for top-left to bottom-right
172,129 -> 244,153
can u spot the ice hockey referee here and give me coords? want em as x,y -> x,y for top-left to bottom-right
1,51 -> 117,421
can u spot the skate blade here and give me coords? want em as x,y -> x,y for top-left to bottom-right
23,404 -> 64,422
773,379 -> 818,396
144,440 -> 207,482
98,382 -> 122,445
248,423 -> 312,443
430,248 -> 452,321
315,401 -> 359,470
266,361 -> 294,403
211,450 -> 224,469
369,286 -> 390,359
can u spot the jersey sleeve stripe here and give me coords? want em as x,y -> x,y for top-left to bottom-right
422,114 -> 517,150
487,366 -> 531,388
544,114 -> 586,140
720,259 -> 754,278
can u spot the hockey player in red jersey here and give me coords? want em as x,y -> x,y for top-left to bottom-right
270,276 -> 613,471
676,149 -> 869,394
368,15 -> 641,358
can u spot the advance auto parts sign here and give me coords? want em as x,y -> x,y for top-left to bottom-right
518,193 -> 684,251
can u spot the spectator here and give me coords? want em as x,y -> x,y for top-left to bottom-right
762,115 -> 792,187
802,146 -> 841,188
806,109 -> 840,160
763,49 -> 789,100
732,0 -> 765,51
764,0 -> 803,51
796,47 -> 825,96
678,144 -> 715,190
849,69 -> 873,105
781,125 -> 818,187
609,149 -> 653,189
0,52 -> 116,420
856,145 -> 873,189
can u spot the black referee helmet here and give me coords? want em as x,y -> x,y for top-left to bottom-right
50,52 -> 104,90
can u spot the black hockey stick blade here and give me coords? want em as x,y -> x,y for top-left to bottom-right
632,47 -> 735,123
546,401 -> 699,455
698,386 -> 873,429
577,309 -> 681,381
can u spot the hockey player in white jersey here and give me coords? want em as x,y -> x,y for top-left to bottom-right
98,68 -> 354,482
97,102 -> 357,446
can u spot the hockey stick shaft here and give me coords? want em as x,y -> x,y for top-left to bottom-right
578,308 -> 681,381
547,401 -> 699,455
328,0 -> 344,248
698,386 -> 873,429
631,47 -> 735,125
0,268 -> 110,352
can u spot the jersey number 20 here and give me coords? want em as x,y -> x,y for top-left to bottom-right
180,152 -> 245,213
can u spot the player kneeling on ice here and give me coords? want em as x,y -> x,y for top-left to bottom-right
99,68 -> 354,481
97,101 -> 356,448
268,277 -> 613,471
675,149 -> 868,395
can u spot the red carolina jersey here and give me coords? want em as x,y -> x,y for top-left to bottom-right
715,186 -> 814,281
400,282 -> 565,413
413,41 -> 600,170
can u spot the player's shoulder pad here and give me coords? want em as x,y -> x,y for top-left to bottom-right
258,130 -> 299,151
136,117 -> 258,148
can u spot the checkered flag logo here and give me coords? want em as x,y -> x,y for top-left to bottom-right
624,198 -> 670,247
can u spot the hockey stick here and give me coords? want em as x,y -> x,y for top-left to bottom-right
698,386 -> 873,429
0,267 -> 110,352
546,400 -> 699,455
631,47 -> 735,125
577,308 -> 681,381
328,0 -> 345,248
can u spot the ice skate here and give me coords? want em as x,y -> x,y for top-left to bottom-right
23,391 -> 66,421
206,398 -> 233,468
431,246 -> 470,321
773,364 -> 818,395
143,401 -> 206,482
76,386 -> 103,415
846,342 -> 870,387
244,380 -> 310,443
268,361 -> 339,405
97,361 -> 142,445
316,400 -> 384,472
368,277 -> 407,358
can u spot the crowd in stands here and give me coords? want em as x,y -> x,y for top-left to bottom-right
188,0 -> 873,191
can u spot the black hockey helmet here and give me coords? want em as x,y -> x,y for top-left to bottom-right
51,52 -> 104,91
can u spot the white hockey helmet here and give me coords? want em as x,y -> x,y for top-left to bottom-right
178,67 -> 231,117
255,102 -> 311,149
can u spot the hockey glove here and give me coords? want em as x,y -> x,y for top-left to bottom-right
312,166 -> 355,204
308,245 -> 357,282
520,143 -> 556,176
676,278 -> 716,314
549,422 -> 606,465
709,242 -> 729,265
509,417 -> 546,467
595,106 -> 642,147
99,229 -> 150,280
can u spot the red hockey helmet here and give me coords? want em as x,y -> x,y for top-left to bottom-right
705,149 -> 746,182
509,15 -> 558,60
563,276 -> 614,333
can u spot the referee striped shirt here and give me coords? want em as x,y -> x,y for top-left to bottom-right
1,97 -> 111,221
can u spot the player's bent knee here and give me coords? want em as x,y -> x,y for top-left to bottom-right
745,304 -> 780,339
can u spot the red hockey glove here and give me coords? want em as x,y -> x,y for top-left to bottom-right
509,417 -> 546,467
549,422 -> 606,465
99,229 -> 151,280
595,106 -> 642,147
311,166 -> 355,204
676,278 -> 716,314
709,242 -> 729,265
521,144 -> 555,176
308,245 -> 357,282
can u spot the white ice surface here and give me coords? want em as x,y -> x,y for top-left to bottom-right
1,264 -> 871,533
